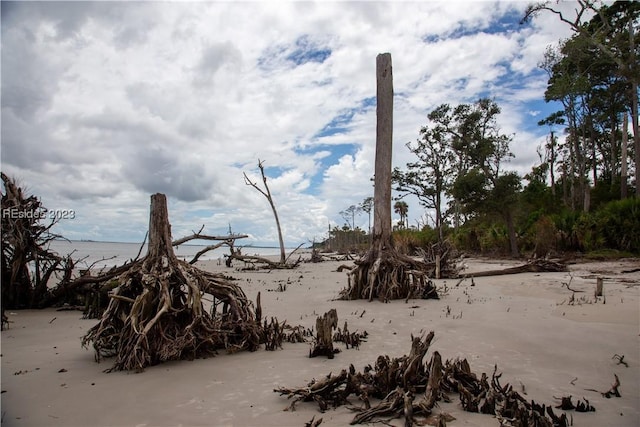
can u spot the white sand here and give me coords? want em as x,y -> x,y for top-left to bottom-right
2,257 -> 639,426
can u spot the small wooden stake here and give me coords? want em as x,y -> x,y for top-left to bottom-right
595,277 -> 603,297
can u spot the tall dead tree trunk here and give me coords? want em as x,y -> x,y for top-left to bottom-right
373,53 -> 394,252
340,54 -> 435,302
82,193 -> 262,372
621,112 -> 629,199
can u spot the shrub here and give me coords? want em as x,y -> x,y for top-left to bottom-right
595,198 -> 640,253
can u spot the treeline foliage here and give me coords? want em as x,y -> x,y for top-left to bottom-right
389,2 -> 640,257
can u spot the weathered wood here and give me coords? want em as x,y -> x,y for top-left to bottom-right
243,160 -> 286,264
460,259 -> 567,278
310,309 -> 338,359
1,173 -> 74,318
82,193 -> 263,372
373,52 -> 393,248
277,331 -> 585,426
339,54 -> 434,302
595,277 -> 604,297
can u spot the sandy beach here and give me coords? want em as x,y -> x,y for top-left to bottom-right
2,256 -> 639,427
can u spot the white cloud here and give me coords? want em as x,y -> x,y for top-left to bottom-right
1,1 -> 575,246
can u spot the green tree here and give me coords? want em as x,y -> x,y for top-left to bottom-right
524,0 -> 640,198
393,110 -> 456,241
393,200 -> 409,229
359,196 -> 374,235
446,99 -> 520,256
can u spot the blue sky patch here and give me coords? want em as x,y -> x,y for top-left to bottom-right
315,97 -> 376,138
286,35 -> 331,66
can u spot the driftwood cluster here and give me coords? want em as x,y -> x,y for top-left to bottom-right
276,332 -> 592,427
261,315 -> 313,351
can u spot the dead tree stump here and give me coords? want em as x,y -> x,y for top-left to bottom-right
82,194 -> 262,372
310,309 -> 338,359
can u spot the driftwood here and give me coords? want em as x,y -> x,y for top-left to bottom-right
310,309 -> 339,359
460,259 -> 567,278
81,194 -> 263,372
275,332 -> 590,426
333,321 -> 368,350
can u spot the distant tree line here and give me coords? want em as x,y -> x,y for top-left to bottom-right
325,2 -> 640,257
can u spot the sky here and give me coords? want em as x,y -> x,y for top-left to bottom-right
1,0 -> 579,247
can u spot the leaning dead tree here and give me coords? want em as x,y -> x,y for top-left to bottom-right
244,159 -> 286,264
81,193 -> 263,372
1,173 -> 74,326
339,54 -> 435,301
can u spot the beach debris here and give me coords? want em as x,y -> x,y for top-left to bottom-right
460,259 -> 568,278
275,331 -> 591,426
415,241 -> 461,279
602,374 -> 622,398
305,415 -> 323,427
333,321 -> 368,349
310,309 -> 339,359
554,395 -> 596,412
612,354 -> 629,367
81,194 -> 264,372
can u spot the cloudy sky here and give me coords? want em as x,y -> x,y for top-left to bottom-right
1,0 -> 577,246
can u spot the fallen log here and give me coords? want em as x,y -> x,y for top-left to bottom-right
460,259 -> 567,278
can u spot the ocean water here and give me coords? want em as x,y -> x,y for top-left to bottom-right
47,240 -> 284,269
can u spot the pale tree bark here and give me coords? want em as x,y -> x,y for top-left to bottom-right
82,193 -> 263,371
622,112 -> 629,198
244,160 -> 286,264
373,53 -> 394,250
340,54 -> 436,302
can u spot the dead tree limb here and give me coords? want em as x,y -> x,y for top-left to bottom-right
243,160 -> 287,264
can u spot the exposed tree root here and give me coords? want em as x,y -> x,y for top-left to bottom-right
339,247 -> 437,302
81,194 -> 262,372
276,332 -> 590,427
